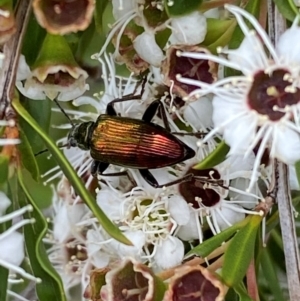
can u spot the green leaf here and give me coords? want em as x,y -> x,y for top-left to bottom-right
13,97 -> 132,246
165,0 -> 203,17
19,96 -> 51,154
22,169 -> 52,209
155,28 -> 172,49
203,19 -> 237,54
260,248 -> 285,301
18,168 -> 67,301
186,217 -> 249,258
94,0 -> 109,33
273,0 -> 298,21
18,128 -> 39,181
233,282 -> 254,301
0,155 -> 9,183
193,140 -> 230,170
22,16 -> 46,66
222,215 -> 262,287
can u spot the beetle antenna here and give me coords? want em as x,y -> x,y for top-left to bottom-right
34,149 -> 49,156
34,144 -> 69,157
53,98 -> 75,127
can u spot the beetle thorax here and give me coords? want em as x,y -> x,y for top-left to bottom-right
68,122 -> 94,150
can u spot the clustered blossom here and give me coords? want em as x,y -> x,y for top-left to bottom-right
7,1 -> 300,300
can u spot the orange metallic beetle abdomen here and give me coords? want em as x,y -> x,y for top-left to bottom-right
90,115 -> 192,169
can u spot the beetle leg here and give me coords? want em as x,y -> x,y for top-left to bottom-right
139,169 -> 160,187
91,161 -> 137,186
91,161 -> 109,177
139,169 -> 194,188
106,78 -> 147,115
142,100 -> 172,132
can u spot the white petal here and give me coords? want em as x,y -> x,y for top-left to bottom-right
0,231 -> 24,266
229,178 -> 258,209
167,195 -> 190,225
133,32 -> 165,67
86,229 -> 110,268
216,204 -> 245,231
16,55 -> 31,81
96,187 -> 122,221
223,114 -> 257,154
228,35 -> 267,75
57,83 -> 89,101
176,213 -> 200,241
277,27 -> 300,65
212,94 -> 245,129
183,96 -> 213,129
169,12 -> 207,45
220,153 -> 255,175
16,80 -> 46,100
110,230 -> 146,258
0,191 -> 11,216
273,126 -> 300,164
154,236 -> 184,269
53,204 -> 86,242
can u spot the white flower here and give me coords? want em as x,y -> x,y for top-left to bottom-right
177,5 -> 300,190
169,11 -> 207,45
97,183 -> 190,269
16,64 -> 89,101
177,155 -> 262,241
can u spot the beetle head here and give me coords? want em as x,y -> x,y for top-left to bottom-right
68,122 -> 94,150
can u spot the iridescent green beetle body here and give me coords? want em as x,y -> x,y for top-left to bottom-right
68,99 -> 195,187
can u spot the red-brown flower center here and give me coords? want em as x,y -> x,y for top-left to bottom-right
179,168 -> 222,208
247,69 -> 300,121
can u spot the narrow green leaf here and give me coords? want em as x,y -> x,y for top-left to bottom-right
203,19 -> 237,54
0,155 -> 9,183
233,282 -> 254,301
186,217 -> 249,257
19,96 -> 51,154
94,0 -> 109,33
18,128 -> 39,181
13,97 -> 132,246
273,0 -> 298,21
222,215 -> 262,287
260,248 -> 285,301
18,168 -> 67,301
22,169 -> 52,209
165,0 -> 203,17
193,140 -> 230,170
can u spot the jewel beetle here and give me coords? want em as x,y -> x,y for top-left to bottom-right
67,97 -> 196,188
